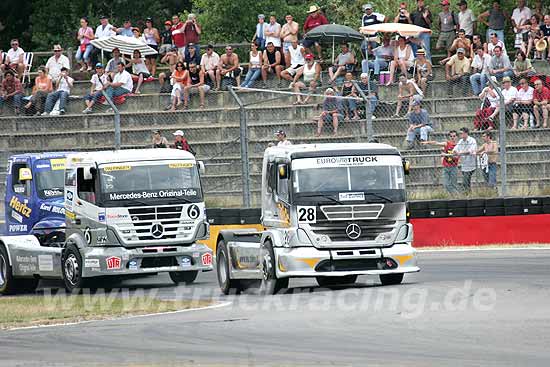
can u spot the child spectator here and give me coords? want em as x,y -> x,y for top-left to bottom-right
172,130 -> 196,155
476,131 -> 498,189
83,63 -> 108,114
43,67 -> 73,115
159,21 -> 174,56
421,130 -> 460,194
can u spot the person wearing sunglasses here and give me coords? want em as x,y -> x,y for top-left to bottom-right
1,39 -> 25,79
45,44 -> 70,84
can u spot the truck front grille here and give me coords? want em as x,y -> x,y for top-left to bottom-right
320,204 -> 384,221
310,219 -> 396,241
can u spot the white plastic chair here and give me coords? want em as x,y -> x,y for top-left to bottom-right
22,52 -> 33,84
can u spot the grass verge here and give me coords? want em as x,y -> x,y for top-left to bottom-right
0,293 -> 213,329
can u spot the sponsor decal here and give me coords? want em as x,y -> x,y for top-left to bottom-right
168,162 -> 194,168
65,210 -> 76,220
40,203 -> 65,215
9,196 -> 32,218
66,190 -> 74,201
108,189 -> 198,201
128,260 -> 138,270
106,213 -> 129,220
297,206 -> 317,223
201,253 -> 212,266
14,186 -> 25,193
9,224 -> 28,232
339,192 -> 365,201
16,255 -> 37,273
35,164 -> 51,169
84,258 -> 100,268
103,165 -> 132,172
181,256 -> 192,267
97,235 -> 107,244
11,210 -> 23,223
106,256 -> 122,270
38,255 -> 54,271
50,158 -> 66,170
43,189 -> 63,197
292,155 -> 403,169
98,211 -> 106,222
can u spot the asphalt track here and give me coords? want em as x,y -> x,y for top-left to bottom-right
1,249 -> 549,367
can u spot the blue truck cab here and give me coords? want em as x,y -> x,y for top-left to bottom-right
4,152 -> 68,243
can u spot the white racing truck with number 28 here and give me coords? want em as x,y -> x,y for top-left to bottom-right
216,143 -> 419,295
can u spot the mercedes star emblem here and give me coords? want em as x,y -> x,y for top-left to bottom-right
151,223 -> 164,239
345,223 -> 361,240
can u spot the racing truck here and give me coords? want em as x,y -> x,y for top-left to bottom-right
216,143 -> 419,295
0,149 -> 213,294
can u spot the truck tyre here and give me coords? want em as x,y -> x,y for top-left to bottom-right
316,275 -> 358,288
169,271 -> 198,285
62,244 -> 90,293
258,240 -> 288,295
216,239 -> 244,295
379,273 -> 404,286
0,245 -> 39,295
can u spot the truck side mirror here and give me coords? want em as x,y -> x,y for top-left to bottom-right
278,164 -> 289,180
19,168 -> 33,181
198,161 -> 205,174
403,159 -> 410,175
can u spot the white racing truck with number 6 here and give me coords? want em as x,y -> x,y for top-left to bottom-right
216,143 -> 419,295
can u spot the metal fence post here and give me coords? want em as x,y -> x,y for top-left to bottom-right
228,87 -> 251,207
101,91 -> 121,150
487,76 -> 507,197
352,80 -> 373,141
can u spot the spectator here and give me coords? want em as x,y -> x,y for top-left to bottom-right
476,131 -> 498,189
200,44 -> 220,86
159,21 -> 174,56
216,46 -> 240,90
487,32 -> 507,56
159,46 -> 180,93
511,0 -> 532,50
183,44 -> 201,68
105,48 -> 125,80
43,67 -> 73,116
445,48 -> 471,96
405,100 -> 433,149
458,1 -> 476,38
356,73 -> 379,119
339,72 -> 360,121
262,42 -> 283,85
386,36 -> 414,85
525,15 -> 543,58
132,27 -> 142,40
172,130 -> 195,154
183,62 -> 209,109
421,130 -> 460,195
415,49 -> 432,96
478,1 -> 507,44
46,45 -> 70,83
394,74 -> 423,117
470,33 -> 487,57
328,43 -> 356,84
241,42 -> 263,88
303,5 -> 329,60
75,18 -> 94,72
498,76 -> 518,119
24,66 -> 52,115
281,39 -> 305,82
127,50 -> 150,94
542,15 -> 550,61
469,46 -> 492,96
183,14 -> 201,54
452,127 -> 477,193
489,46 -> 513,81
281,14 -> 299,67
0,70 -> 23,115
114,20 -> 134,37
171,15 -> 186,56
361,3 -> 386,55
512,78 -> 534,129
410,0 -> 433,60
152,130 -> 169,148
533,0 -> 549,20
291,53 -> 321,104
394,2 -> 412,24
476,78 -> 500,130
436,0 -> 458,56
313,88 -> 342,136
91,16 -> 115,65
104,62 -> 133,101
362,35 -> 393,77
275,130 -> 292,146
252,14 -> 267,50
143,18 -> 161,76
533,78 -> 549,128
447,29 -> 472,59
265,14 -> 282,52
166,62 -> 188,111
2,39 -> 25,79
82,63 -> 108,114
512,50 -> 536,80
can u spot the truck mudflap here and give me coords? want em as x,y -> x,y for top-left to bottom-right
0,235 -> 63,278
81,243 -> 213,277
274,243 -> 419,278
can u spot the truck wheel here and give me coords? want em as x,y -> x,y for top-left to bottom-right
258,240 -> 288,295
379,273 -> 404,286
316,275 -> 358,288
0,245 -> 40,295
169,271 -> 198,285
216,239 -> 244,295
62,244 -> 89,293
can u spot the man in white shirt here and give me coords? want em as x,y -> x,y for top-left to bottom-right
1,39 -> 26,78
43,67 -> 73,115
83,63 -> 109,114
45,44 -> 70,83
452,127 -> 477,193
487,32 -> 507,56
458,0 -> 476,37
91,16 -> 115,65
280,39 -> 305,81
105,62 -> 133,100
500,76 -> 518,114
200,44 -> 220,86
511,0 -> 531,49
274,130 -> 292,146
264,15 -> 282,49
469,46 -> 492,95
512,78 -> 534,129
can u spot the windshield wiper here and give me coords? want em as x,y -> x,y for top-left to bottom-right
298,194 -> 344,205
363,192 -> 394,203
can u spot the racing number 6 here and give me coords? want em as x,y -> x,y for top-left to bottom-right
297,206 -> 316,223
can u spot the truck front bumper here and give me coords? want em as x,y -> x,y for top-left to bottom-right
81,243 -> 213,278
274,243 -> 419,278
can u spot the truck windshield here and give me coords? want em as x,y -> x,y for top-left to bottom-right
98,161 -> 202,206
292,155 -> 405,202
34,159 -> 65,199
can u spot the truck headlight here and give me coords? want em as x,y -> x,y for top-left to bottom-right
396,225 -> 409,242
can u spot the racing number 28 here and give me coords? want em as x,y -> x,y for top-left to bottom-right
297,206 -> 316,223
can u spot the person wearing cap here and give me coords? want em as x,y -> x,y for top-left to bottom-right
171,15 -> 186,55
291,53 -> 321,104
159,21 -> 174,56
182,14 -> 201,55
512,50 -> 536,80
43,67 -> 73,116
410,0 -> 433,61
75,17 -> 95,72
458,1 -> 476,38
252,14 -> 267,50
452,127 -> 477,193
152,130 -> 169,148
394,2 -> 412,24
82,63 -> 108,114
313,88 -> 343,136
478,2 -> 507,45
105,48 -> 126,80
361,4 -> 386,53
281,39 -> 305,82
46,44 -> 70,83
512,77 -> 534,129
421,130 -> 460,195
261,42 -> 284,85
142,18 -> 161,76
172,130 -> 195,154
184,43 -> 201,68
469,45 -> 492,95
0,70 -> 24,115
281,15 -> 300,67
328,43 -> 356,84
303,5 -> 329,60
436,0 -> 459,56
114,20 -> 134,37
533,78 -> 550,128
274,130 -> 292,146
200,45 -> 220,87
362,34 -> 393,77
445,47 -> 471,96
488,45 -> 513,81
476,76 -> 500,129
405,100 -> 433,150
